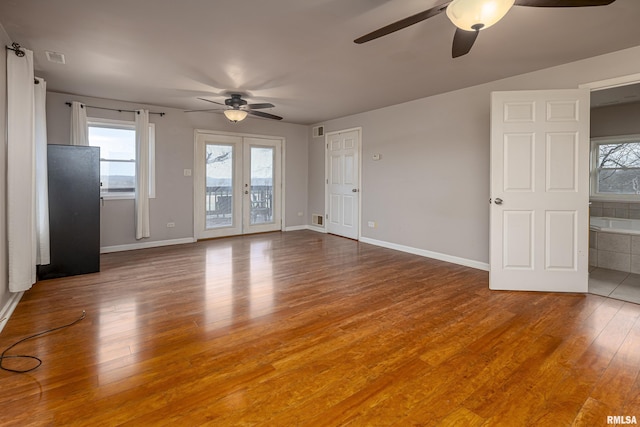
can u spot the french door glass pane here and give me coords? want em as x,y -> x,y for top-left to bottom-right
205,144 -> 233,229
250,147 -> 274,225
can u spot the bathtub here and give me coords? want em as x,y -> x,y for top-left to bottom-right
590,217 -> 640,272
590,217 -> 640,235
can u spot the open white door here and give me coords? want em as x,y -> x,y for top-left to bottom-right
490,89 -> 589,292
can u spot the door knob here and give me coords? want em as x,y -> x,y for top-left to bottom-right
494,198 -> 503,205
352,188 -> 359,193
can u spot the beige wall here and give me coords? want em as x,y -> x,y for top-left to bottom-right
0,24 -> 10,315
309,45 -> 640,266
46,92 -> 309,248
591,101 -> 640,138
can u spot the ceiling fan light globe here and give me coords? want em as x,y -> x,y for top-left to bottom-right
223,109 -> 248,122
446,0 -> 515,31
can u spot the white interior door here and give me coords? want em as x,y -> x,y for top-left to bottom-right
490,89 -> 590,292
194,132 -> 282,240
326,129 -> 360,239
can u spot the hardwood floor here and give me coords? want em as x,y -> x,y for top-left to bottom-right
1,230 -> 639,426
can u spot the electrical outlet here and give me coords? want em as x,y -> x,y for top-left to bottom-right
297,212 -> 304,217
167,222 -> 175,228
368,221 -> 376,228
184,169 -> 192,177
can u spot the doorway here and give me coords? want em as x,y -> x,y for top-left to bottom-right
194,131 -> 283,240
584,75 -> 640,303
489,75 -> 640,297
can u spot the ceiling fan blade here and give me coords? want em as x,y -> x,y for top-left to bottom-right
197,97 -> 226,106
247,103 -> 275,110
184,108 -> 223,113
354,1 -> 452,44
249,110 -> 283,121
452,28 -> 479,58
514,0 -> 615,6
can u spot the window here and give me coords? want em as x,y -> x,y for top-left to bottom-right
87,118 -> 155,199
591,134 -> 640,200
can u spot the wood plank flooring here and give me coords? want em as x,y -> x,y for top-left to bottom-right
1,231 -> 639,426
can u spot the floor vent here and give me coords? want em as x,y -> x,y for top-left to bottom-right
312,214 -> 324,226
312,126 -> 324,138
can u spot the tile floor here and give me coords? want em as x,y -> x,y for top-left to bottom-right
589,266 -> 640,305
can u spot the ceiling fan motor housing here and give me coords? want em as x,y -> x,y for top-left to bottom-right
225,94 -> 248,109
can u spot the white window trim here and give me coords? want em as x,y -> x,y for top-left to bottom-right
87,117 -> 156,200
590,134 -> 640,202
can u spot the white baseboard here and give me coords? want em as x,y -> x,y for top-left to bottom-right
0,292 -> 24,334
98,232 -> 488,272
101,237 -> 196,254
359,236 -> 490,271
283,225 -> 327,233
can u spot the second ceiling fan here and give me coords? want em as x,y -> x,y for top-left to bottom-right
354,0 -> 616,58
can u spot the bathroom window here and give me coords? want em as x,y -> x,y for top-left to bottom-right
591,134 -> 640,200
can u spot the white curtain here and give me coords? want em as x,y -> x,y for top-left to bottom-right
70,101 -> 88,146
34,78 -> 50,265
135,109 -> 150,239
7,48 -> 37,292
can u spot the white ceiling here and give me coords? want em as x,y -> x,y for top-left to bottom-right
2,0 -> 640,125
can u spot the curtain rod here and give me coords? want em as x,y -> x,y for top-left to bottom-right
6,43 -> 40,84
65,102 -> 165,116
6,43 -> 25,57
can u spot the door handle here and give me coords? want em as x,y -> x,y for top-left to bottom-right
352,188 -> 359,193
494,198 -> 503,205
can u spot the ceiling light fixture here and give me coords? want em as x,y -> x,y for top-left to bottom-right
223,109 -> 248,123
446,0 -> 515,32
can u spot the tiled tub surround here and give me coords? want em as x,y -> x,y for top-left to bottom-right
589,223 -> 640,273
589,202 -> 640,273
590,201 -> 640,219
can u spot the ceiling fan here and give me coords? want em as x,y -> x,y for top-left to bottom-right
186,93 -> 282,122
354,0 -> 616,58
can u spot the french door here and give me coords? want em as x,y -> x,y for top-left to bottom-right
194,132 -> 282,239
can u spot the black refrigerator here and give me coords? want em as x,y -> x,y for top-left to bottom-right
37,144 -> 100,280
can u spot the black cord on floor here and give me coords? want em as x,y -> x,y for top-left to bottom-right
0,310 -> 86,374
